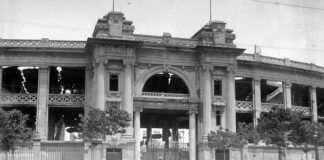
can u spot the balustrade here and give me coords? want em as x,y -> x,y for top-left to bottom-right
142,92 -> 190,99
261,103 -> 284,112
235,101 -> 253,112
291,105 -> 311,115
48,94 -> 85,105
0,93 -> 37,104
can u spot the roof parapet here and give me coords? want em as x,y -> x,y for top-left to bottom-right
191,21 -> 236,48
92,11 -> 135,40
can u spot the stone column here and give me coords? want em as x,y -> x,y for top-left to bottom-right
85,66 -> 93,108
134,107 -> 142,160
96,62 -> 105,110
202,65 -> 212,141
189,109 -> 198,160
253,78 -> 261,126
123,60 -> 134,138
37,67 -> 49,140
283,82 -> 292,109
226,66 -> 236,132
310,86 -> 318,122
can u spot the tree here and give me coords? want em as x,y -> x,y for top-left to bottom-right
79,106 -> 132,141
0,109 -> 33,160
290,121 -> 324,160
257,107 -> 303,160
208,124 -> 259,160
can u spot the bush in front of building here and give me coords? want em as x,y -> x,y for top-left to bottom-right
79,106 -> 132,141
0,109 -> 33,159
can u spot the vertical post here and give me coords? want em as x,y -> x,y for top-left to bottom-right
0,65 -> 2,94
0,66 -> 2,111
311,86 -> 318,122
84,142 -> 92,160
33,136 -> 41,160
202,65 -> 212,141
37,66 -> 49,140
189,109 -> 197,160
283,82 -> 292,109
85,66 -> 93,107
226,66 -> 236,132
123,60 -> 134,138
96,62 -> 105,110
134,107 -> 142,160
253,78 -> 261,126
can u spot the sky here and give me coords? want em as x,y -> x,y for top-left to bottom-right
1,0 -> 324,66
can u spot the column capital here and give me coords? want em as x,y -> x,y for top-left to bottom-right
227,66 -> 237,75
311,85 -> 317,90
284,81 -> 292,88
124,59 -> 135,67
134,107 -> 143,113
38,66 -> 49,70
187,108 -> 198,115
253,77 -> 261,81
201,64 -> 213,71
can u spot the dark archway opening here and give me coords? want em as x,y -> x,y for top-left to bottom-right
143,73 -> 189,94
48,107 -> 83,141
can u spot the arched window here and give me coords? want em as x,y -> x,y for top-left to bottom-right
143,72 -> 189,94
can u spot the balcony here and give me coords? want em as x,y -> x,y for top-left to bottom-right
0,93 -> 37,105
261,103 -> 284,112
236,101 -> 253,112
142,92 -> 190,99
48,94 -> 85,105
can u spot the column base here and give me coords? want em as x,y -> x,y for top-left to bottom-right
198,141 -> 214,160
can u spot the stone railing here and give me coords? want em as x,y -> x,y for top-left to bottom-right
291,105 -> 311,115
261,103 -> 284,112
236,101 -> 253,112
0,93 -> 37,104
0,39 -> 86,48
237,53 -> 324,74
142,92 -> 190,99
48,94 -> 85,105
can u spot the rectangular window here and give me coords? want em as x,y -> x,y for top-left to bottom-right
214,80 -> 222,96
216,111 -> 221,126
109,74 -> 119,91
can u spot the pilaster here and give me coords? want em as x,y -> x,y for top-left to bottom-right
96,62 -> 106,110
310,85 -> 318,122
134,107 -> 142,160
226,66 -> 236,132
122,59 -> 134,138
188,109 -> 198,160
37,66 -> 49,140
201,64 -> 212,141
283,82 -> 292,109
253,77 -> 261,126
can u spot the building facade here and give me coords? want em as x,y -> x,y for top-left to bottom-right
1,11 -> 324,160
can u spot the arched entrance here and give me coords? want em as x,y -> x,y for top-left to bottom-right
134,72 -> 197,160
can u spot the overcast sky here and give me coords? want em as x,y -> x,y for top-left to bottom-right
1,0 -> 324,66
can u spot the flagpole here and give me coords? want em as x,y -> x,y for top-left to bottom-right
113,0 -> 115,11
209,0 -> 212,21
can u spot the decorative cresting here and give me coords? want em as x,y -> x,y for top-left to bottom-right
0,39 -> 86,48
0,93 -> 37,104
236,101 -> 253,112
92,11 -> 134,39
191,21 -> 236,47
261,103 -> 284,112
291,105 -> 311,115
48,94 -> 85,105
237,53 -> 324,74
